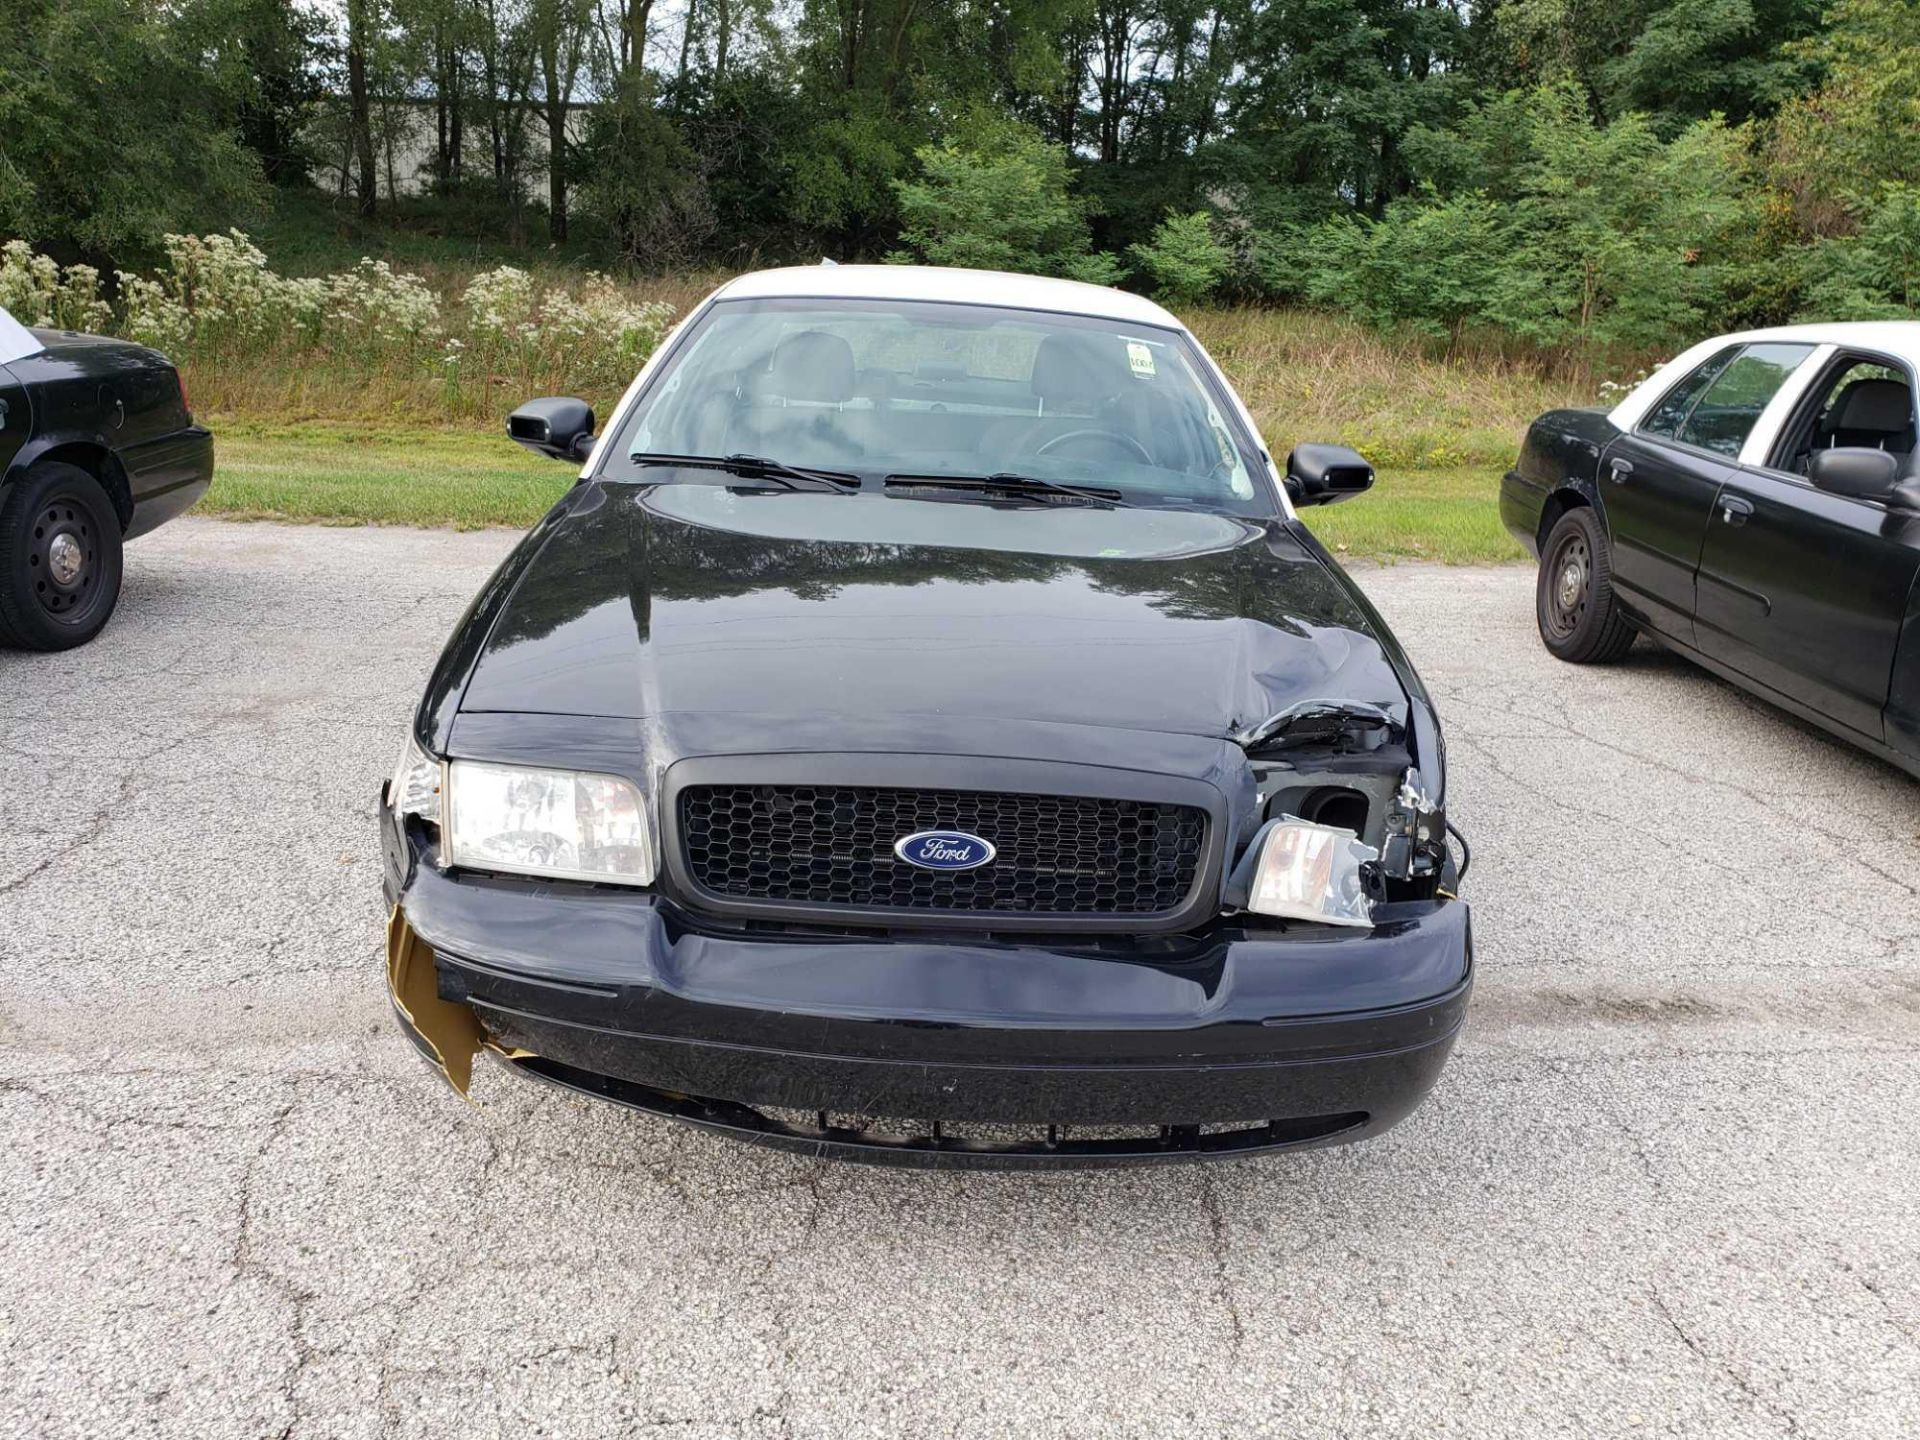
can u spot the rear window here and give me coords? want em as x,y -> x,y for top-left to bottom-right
1642,348 -> 1739,439
1676,343 -> 1814,458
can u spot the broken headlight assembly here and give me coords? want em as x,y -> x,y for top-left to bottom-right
1228,816 -> 1379,928
390,734 -> 445,831
445,759 -> 655,887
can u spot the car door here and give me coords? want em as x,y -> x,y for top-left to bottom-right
1599,345 -> 1745,642
1604,342 -> 1818,646
1694,351 -> 1920,741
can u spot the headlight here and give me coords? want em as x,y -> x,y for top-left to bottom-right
1237,817 -> 1377,928
445,760 -> 654,886
390,734 -> 444,827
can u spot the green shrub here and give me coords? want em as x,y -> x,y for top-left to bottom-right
1296,193 -> 1505,343
1128,211 -> 1231,305
1802,182 -> 1920,317
889,115 -> 1122,284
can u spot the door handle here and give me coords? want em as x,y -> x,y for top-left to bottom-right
1608,458 -> 1634,483
1718,494 -> 1754,526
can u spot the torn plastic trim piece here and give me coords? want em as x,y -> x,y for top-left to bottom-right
506,1053 -> 1371,1169
386,906 -> 487,1098
1232,699 -> 1402,754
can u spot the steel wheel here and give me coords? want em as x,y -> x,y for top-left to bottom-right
28,498 -> 104,620
1534,505 -> 1635,664
0,461 -> 124,651
1541,530 -> 1590,642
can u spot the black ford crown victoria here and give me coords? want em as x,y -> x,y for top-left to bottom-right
381,267 -> 1470,1166
1501,322 -> 1920,778
0,308 -> 213,649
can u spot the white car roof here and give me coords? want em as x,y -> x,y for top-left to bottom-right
1609,320 -> 1920,438
1696,320 -> 1920,363
712,265 -> 1185,330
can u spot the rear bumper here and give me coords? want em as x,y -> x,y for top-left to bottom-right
124,425 -> 213,539
388,831 -> 1472,1167
1499,469 -> 1546,557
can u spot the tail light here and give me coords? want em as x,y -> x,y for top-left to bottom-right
176,369 -> 191,421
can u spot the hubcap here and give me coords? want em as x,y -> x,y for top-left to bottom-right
47,531 -> 82,585
1557,559 -> 1584,611
1544,533 -> 1591,639
27,501 -> 98,618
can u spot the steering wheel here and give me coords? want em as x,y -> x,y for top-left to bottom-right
1036,428 -> 1153,465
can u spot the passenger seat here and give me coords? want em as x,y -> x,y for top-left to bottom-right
727,330 -> 869,460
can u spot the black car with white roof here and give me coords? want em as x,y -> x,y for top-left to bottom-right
0,307 -> 213,650
1503,322 -> 1920,778
380,265 -> 1472,1167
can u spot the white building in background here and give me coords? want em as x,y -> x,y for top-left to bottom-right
308,98 -> 594,205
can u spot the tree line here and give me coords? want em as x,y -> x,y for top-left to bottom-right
0,0 -> 1916,354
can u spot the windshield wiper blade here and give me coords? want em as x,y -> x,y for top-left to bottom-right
629,452 -> 860,491
883,471 -> 1124,507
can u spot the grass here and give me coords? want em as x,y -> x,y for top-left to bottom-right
183,218 -> 1581,558
207,419 -> 569,528
1301,464 -> 1524,564
203,419 -> 1528,563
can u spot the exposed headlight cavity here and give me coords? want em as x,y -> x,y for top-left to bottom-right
447,760 -> 655,887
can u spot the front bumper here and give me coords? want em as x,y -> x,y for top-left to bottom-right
385,828 -> 1472,1168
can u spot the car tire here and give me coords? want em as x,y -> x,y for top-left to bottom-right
1536,507 -> 1635,664
0,462 -> 125,652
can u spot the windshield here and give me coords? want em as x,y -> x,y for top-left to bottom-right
602,296 -> 1270,514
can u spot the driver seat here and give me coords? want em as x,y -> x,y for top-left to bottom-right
1818,377 -> 1916,457
992,332 -> 1148,463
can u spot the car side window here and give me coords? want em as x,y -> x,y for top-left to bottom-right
1772,356 -> 1916,475
1674,343 -> 1815,458
1641,348 -> 1739,439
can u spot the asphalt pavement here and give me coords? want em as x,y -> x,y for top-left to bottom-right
1,518 -> 1915,1439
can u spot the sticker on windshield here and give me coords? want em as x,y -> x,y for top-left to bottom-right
1126,341 -> 1157,378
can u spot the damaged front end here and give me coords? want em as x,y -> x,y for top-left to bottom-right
1231,696 -> 1460,929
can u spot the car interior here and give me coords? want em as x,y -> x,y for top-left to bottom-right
1777,356 -> 1919,480
622,304 -> 1259,506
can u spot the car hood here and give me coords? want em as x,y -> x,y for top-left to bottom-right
455,481 -> 1409,749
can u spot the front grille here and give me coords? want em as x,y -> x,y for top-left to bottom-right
678,784 -> 1207,917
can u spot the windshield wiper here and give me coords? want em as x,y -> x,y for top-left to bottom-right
629,452 -> 860,491
883,471 -> 1125,507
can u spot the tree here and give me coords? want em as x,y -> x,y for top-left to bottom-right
890,114 -> 1122,281
344,0 -> 381,215
1772,0 -> 1920,231
1127,209 -> 1229,304
1485,89 -> 1751,348
576,72 -> 714,264
1803,183 -> 1920,317
187,0 -> 327,187
530,0 -> 594,240
0,0 -> 266,260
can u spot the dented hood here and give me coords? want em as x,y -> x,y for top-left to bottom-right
455,480 -> 1409,745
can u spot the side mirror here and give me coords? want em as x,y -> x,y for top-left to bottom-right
1284,443 -> 1375,507
508,396 -> 596,462
1807,446 -> 1901,503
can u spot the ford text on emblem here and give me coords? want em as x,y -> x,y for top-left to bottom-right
893,830 -> 997,872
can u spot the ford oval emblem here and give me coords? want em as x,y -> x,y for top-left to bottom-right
894,829 -> 996,872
